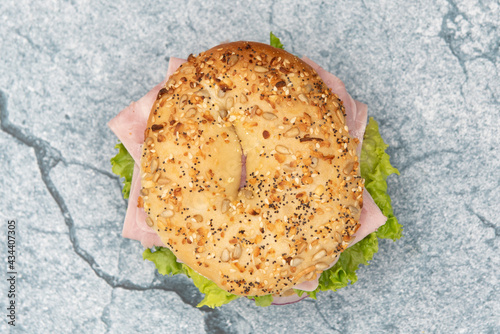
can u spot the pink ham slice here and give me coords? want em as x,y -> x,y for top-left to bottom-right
108,57 -> 187,163
352,190 -> 387,244
108,55 -> 388,301
269,293 -> 309,305
122,165 -> 165,248
301,56 -> 368,148
108,57 -> 186,247
353,100 -> 368,144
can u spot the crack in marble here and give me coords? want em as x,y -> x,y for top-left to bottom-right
441,0 -> 498,65
14,28 -> 44,54
439,0 -> 470,77
65,159 -> 117,179
14,27 -> 58,63
65,159 -> 128,207
30,226 -> 68,235
203,308 -> 255,334
0,90 -> 242,332
186,15 -> 198,36
314,301 -> 341,333
485,83 -> 500,105
438,0 -> 473,105
438,0 -> 499,105
398,148 -> 461,172
464,204 -> 499,238
100,288 -> 114,334
268,0 -> 276,26
281,29 -> 297,55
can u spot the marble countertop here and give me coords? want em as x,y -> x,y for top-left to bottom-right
1,0 -> 498,333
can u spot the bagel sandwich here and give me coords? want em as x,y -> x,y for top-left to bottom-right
109,33 -> 401,307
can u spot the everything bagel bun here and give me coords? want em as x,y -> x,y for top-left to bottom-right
140,41 -> 364,296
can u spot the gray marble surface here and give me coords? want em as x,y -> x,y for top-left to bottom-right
1,0 -> 498,333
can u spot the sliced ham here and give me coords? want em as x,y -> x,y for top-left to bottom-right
353,100 -> 368,144
292,257 -> 340,292
109,54 -> 388,301
121,164 -> 165,248
108,57 -> 187,163
302,57 -> 357,127
110,58 -> 186,247
352,190 -> 387,244
270,293 -> 308,305
301,56 -> 368,149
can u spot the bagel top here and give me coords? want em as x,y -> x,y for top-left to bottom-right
140,41 -> 364,296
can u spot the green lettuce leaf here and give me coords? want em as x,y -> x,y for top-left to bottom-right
270,32 -> 284,49
183,265 -> 240,308
143,247 -> 184,276
252,295 -> 274,307
302,232 -> 379,297
110,142 -> 135,199
360,117 -> 402,240
143,247 -> 239,308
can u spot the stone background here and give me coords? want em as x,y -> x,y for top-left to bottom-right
0,0 -> 498,333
